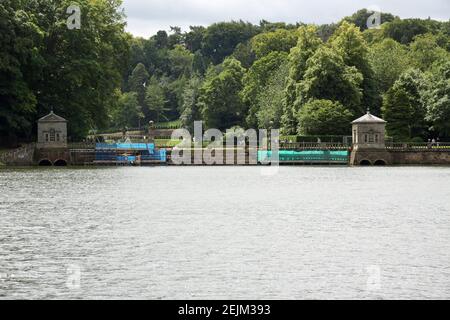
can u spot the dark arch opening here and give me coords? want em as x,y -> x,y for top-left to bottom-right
374,159 -> 386,166
38,159 -> 53,166
360,160 -> 372,166
54,159 -> 68,167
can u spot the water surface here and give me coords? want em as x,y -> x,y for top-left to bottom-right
1,166 -> 449,299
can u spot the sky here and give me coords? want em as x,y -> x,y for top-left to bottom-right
122,0 -> 450,38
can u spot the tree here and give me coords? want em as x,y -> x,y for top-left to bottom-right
282,25 -> 323,134
382,18 -> 437,45
369,38 -> 410,93
409,33 -> 449,71
180,76 -> 203,132
330,21 -> 380,114
250,29 -> 298,58
167,45 -> 194,79
255,63 -> 289,129
111,91 -> 144,129
424,62 -> 450,137
297,46 -> 364,116
297,100 -> 353,135
382,69 -> 427,141
128,63 -> 150,107
198,58 -> 246,130
145,77 -> 169,123
185,26 -> 206,53
0,0 -> 42,146
232,42 -> 255,69
201,21 -> 260,64
241,52 -> 288,128
28,0 -> 130,139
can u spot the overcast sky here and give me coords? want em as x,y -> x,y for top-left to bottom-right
122,0 -> 450,38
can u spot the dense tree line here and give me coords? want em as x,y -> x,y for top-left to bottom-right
1,4 -> 450,146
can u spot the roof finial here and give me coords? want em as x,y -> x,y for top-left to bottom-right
367,107 -> 370,115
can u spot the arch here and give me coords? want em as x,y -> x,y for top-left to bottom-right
374,159 -> 387,166
359,159 -> 372,166
54,159 -> 68,167
38,159 -> 53,166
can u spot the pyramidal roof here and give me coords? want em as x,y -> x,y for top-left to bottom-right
352,111 -> 386,124
38,111 -> 67,123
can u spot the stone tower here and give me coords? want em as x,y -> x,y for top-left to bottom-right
350,111 -> 391,166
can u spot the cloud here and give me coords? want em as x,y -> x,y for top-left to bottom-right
122,0 -> 450,38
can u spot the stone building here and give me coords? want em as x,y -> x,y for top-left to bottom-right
350,111 -> 392,166
36,111 -> 68,149
35,111 -> 70,166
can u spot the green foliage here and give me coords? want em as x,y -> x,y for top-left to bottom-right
250,29 -> 298,58
369,39 -> 410,93
201,21 -> 260,65
382,69 -> 428,141
231,42 -> 256,69
282,25 -> 323,134
297,46 -> 364,116
424,62 -> 450,136
167,45 -> 194,78
330,21 -> 380,114
408,33 -> 449,71
297,100 -> 353,135
255,63 -> 289,129
145,77 -> 169,123
382,18 -> 441,45
241,52 -> 288,128
111,91 -> 144,129
36,0 -> 129,139
198,58 -> 246,130
128,63 -> 149,107
180,76 -> 203,132
4,6 -> 450,143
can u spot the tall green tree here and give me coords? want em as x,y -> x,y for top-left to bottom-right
0,0 -> 43,146
330,21 -> 380,114
369,38 -> 410,93
282,25 -> 323,134
128,63 -> 149,107
145,77 -> 169,123
180,76 -> 203,132
198,58 -> 246,130
241,52 -> 288,128
424,62 -> 450,137
382,69 -> 427,141
297,46 -> 364,116
255,63 -> 289,129
29,0 -> 130,139
111,91 -> 144,129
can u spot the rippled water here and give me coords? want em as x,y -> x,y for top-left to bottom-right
1,166 -> 450,299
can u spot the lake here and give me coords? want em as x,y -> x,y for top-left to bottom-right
1,166 -> 450,299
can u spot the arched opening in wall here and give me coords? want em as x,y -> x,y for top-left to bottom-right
360,160 -> 372,166
54,159 -> 68,167
374,160 -> 386,166
38,159 -> 52,166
